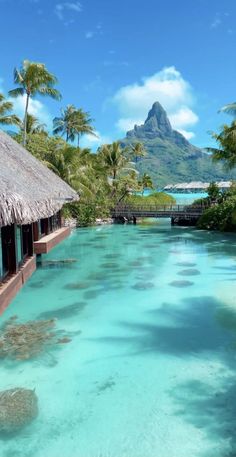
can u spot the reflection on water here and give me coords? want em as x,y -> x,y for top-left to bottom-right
1,222 -> 236,457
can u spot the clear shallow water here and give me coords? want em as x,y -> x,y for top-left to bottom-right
1,223 -> 236,457
166,192 -> 207,204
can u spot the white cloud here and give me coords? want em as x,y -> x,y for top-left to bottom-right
116,117 -> 143,132
112,66 -> 199,138
80,130 -> 112,149
169,107 -> 198,129
10,94 -> 52,128
85,24 -> 103,39
55,1 -> 82,21
85,31 -> 94,39
177,129 -> 195,140
211,12 -> 229,29
211,17 -> 221,28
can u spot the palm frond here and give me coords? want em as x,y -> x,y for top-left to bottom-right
37,86 -> 62,100
220,103 -> 236,117
8,87 -> 25,98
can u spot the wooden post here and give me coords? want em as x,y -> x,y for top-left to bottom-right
33,221 -> 39,242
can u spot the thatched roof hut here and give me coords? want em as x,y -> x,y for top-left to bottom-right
0,131 -> 79,227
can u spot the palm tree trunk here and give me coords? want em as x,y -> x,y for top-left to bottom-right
23,93 -> 30,147
77,134 -> 80,147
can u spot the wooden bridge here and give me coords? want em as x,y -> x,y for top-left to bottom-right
111,204 -> 207,224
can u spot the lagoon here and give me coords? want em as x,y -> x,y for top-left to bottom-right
1,222 -> 236,457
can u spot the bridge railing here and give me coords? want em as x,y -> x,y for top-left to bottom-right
111,204 -> 207,214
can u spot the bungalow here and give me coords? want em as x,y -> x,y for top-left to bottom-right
0,131 -> 79,312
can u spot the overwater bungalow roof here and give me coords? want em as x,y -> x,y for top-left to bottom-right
164,181 -> 232,191
0,131 -> 79,227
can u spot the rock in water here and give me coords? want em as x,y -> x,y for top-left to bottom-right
0,388 -> 38,433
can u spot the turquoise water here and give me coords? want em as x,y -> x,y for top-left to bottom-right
166,192 -> 207,204
1,223 -> 236,457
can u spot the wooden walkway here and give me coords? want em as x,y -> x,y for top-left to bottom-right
111,204 -> 206,221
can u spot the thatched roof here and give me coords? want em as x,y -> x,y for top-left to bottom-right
0,131 -> 79,227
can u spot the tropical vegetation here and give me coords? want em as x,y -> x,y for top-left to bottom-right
9,60 -> 61,146
1,58 -> 175,225
196,101 -> 236,231
0,93 -> 20,127
10,57 -> 236,228
53,105 -> 96,145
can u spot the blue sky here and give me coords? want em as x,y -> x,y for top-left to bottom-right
0,0 -> 236,149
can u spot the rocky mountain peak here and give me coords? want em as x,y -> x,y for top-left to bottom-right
144,102 -> 172,136
126,101 -> 183,142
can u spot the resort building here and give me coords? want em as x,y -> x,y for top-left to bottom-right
0,131 -> 79,312
163,181 -> 232,193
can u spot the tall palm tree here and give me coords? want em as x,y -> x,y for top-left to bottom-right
0,93 -> 20,127
73,109 -> 96,146
53,105 -> 96,145
99,142 -> 135,180
129,141 -> 147,163
53,105 -> 77,142
9,60 -> 61,146
139,173 -> 154,195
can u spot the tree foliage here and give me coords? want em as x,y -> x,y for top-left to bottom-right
53,105 -> 96,145
2,57 -> 178,226
0,93 -> 20,126
207,122 -> 236,170
197,196 -> 236,231
9,60 -> 61,146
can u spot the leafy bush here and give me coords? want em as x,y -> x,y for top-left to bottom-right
124,192 -> 175,206
64,198 -> 111,226
197,196 -> 236,231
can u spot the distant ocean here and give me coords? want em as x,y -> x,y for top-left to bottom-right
166,192 -> 207,204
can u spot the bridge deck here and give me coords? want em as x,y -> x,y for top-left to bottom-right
111,204 -> 206,219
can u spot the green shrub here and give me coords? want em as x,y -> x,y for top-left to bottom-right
63,198 -> 111,226
197,196 -> 236,231
124,192 -> 175,207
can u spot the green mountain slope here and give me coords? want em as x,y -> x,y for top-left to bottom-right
121,102 -> 236,187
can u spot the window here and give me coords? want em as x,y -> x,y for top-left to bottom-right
16,226 -> 23,266
0,225 -> 17,279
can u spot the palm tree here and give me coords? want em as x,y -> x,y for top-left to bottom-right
129,141 -> 147,163
53,106 -> 96,145
73,109 -> 96,146
139,173 -> 154,195
0,93 -> 20,127
19,113 -> 46,134
53,105 -> 77,142
99,142 -> 135,180
9,60 -> 61,146
207,122 -> 236,170
45,145 -> 96,197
